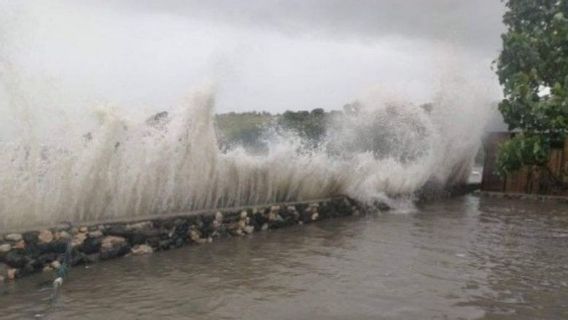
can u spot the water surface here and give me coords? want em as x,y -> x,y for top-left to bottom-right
2,196 -> 568,319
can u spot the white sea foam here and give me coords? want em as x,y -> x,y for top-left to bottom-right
0,3 -> 495,230
0,81 -> 492,230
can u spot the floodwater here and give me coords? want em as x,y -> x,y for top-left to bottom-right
2,195 -> 568,320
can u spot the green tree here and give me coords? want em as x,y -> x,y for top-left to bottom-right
496,0 -> 568,179
277,109 -> 329,144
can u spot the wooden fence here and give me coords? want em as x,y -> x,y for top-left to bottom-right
481,132 -> 568,195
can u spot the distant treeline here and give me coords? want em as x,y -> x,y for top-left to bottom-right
214,101 -> 424,153
215,102 -> 486,165
215,108 -> 345,152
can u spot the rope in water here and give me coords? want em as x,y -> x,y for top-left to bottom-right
49,222 -> 73,305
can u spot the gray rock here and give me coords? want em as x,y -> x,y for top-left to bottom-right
88,230 -> 103,238
101,236 -> 126,249
84,253 -> 100,263
268,206 -> 283,222
22,231 -> 39,244
13,240 -> 25,249
0,262 -> 8,276
100,236 -> 130,260
38,253 -> 58,265
53,222 -> 72,232
189,229 -> 207,244
103,224 -> 129,237
56,231 -> 72,240
4,249 -> 27,268
243,226 -> 255,234
131,244 -> 153,256
158,239 -> 172,250
46,238 -> 68,254
126,221 -> 153,231
7,268 -> 16,280
38,230 -> 54,244
50,260 -> 61,269
4,234 -> 22,242
72,233 -> 87,248
215,211 -> 223,222
81,236 -> 102,254
0,243 -> 11,253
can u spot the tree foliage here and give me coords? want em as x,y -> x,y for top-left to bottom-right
496,0 -> 568,175
215,112 -> 273,152
215,109 -> 340,152
277,108 -> 332,143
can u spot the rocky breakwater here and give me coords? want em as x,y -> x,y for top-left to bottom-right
0,197 -> 366,282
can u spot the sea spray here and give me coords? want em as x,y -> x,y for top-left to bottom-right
0,82 -> 491,230
0,1 -> 498,230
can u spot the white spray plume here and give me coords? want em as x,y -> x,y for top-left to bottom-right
0,80 -> 493,230
0,3 -> 497,230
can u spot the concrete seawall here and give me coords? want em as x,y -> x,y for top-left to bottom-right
0,197 -> 366,282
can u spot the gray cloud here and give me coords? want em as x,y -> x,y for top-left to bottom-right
110,0 -> 505,53
1,1 -> 506,115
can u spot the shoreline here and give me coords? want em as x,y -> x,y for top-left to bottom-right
0,197 -> 369,282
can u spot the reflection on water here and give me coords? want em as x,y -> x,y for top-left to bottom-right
1,196 -> 568,320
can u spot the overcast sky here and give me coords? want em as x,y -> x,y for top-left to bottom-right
1,0 -> 506,114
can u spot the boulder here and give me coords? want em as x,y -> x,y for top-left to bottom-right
104,224 -> 129,237
46,238 -> 69,254
38,252 -> 58,265
4,234 -> 22,242
22,231 -> 39,244
158,239 -> 172,250
50,260 -> 61,269
7,268 -> 17,280
243,226 -> 255,235
0,243 -> 11,253
215,211 -> 223,223
268,206 -> 283,222
0,263 -> 8,277
84,253 -> 100,263
87,230 -> 103,238
13,240 -> 25,249
82,236 -> 102,254
189,228 -> 208,244
130,229 -> 160,245
100,236 -> 130,260
101,236 -> 126,248
38,230 -> 54,244
131,244 -> 153,256
23,259 -> 43,274
104,223 -> 155,244
55,231 -> 72,240
4,249 -> 27,268
126,221 -> 153,231
72,233 -> 87,248
145,237 -> 161,250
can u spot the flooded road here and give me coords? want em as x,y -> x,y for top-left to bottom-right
2,195 -> 568,319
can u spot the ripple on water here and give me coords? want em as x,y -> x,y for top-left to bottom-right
2,196 -> 568,319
